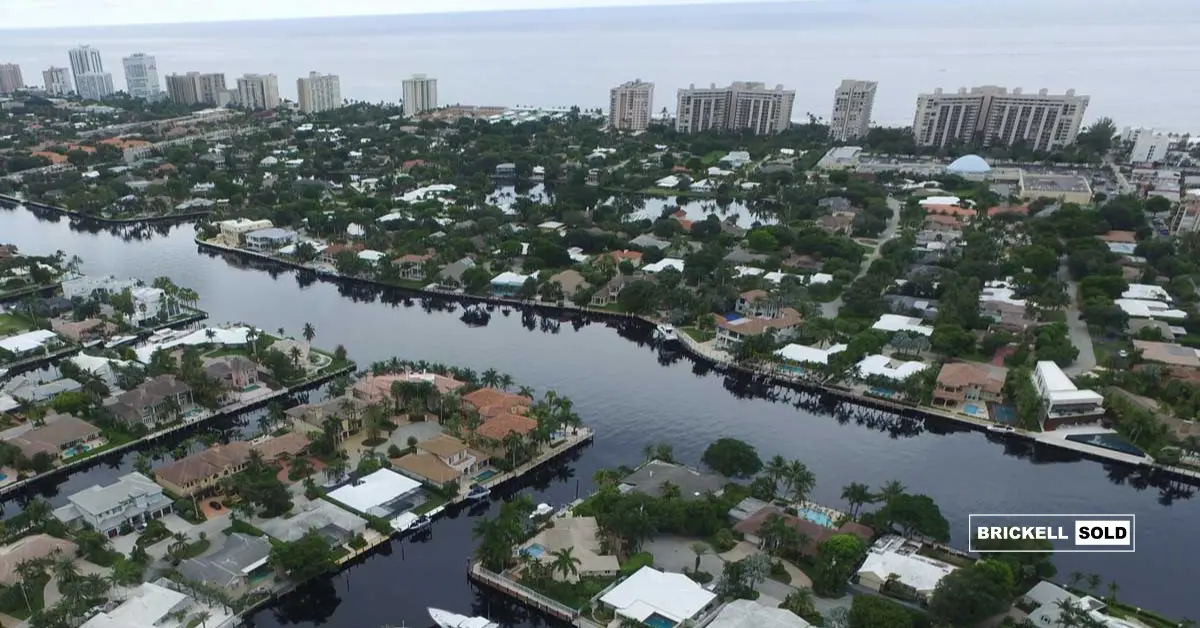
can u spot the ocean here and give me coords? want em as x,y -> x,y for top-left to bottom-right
3,0 -> 1200,131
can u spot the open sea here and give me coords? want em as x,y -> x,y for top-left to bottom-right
3,0 -> 1200,130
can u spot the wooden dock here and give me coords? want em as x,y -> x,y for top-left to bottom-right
468,562 -> 578,622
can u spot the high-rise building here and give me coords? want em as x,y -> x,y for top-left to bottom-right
166,72 -> 201,105
1130,130 -> 1172,165
609,79 -> 654,132
236,74 -> 280,110
0,64 -> 24,94
75,72 -> 115,100
676,81 -> 794,135
829,79 -> 876,142
122,53 -> 161,101
297,72 -> 342,113
43,66 -> 72,96
68,45 -> 113,100
401,74 -> 438,116
912,86 -> 1089,152
197,73 -> 227,106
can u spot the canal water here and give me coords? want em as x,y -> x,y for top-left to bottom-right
1,207 -> 1198,623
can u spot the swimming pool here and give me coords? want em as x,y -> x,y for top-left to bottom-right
474,469 -> 498,482
644,613 -> 677,628
1066,433 -> 1145,457
523,543 -> 546,558
870,387 -> 896,398
797,506 -> 834,528
992,405 -> 1016,422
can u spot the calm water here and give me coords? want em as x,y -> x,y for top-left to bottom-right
2,207 -> 1200,621
3,0 -> 1200,130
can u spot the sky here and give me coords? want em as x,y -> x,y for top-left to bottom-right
2,0 -> 789,30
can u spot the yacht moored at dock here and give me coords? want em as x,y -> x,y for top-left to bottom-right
429,608 -> 497,628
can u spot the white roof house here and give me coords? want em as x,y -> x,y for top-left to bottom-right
642,258 -> 685,274
133,326 -> 257,364
357,250 -> 386,263
919,195 -> 968,207
707,599 -> 812,628
776,343 -> 847,366
80,580 -> 235,628
491,271 -> 537,286
857,536 -> 957,600
1121,283 -> 1171,302
600,567 -> 716,624
981,280 -> 1026,307
655,175 -> 681,188
0,330 -> 58,354
1114,299 -> 1187,320
327,469 -> 421,517
856,355 -> 929,381
871,314 -> 934,337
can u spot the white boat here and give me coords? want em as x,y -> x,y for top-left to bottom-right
465,484 -> 491,501
390,512 -> 431,534
429,608 -> 497,628
529,503 -> 553,519
654,323 -> 678,342
987,424 -> 1016,434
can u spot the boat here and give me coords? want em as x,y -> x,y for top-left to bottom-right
529,502 -> 554,519
654,323 -> 678,342
390,512 -> 432,534
987,424 -> 1017,434
428,608 -> 497,628
465,483 -> 491,502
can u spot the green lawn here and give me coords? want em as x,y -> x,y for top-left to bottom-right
0,313 -> 32,336
414,493 -> 449,515
681,326 -> 714,342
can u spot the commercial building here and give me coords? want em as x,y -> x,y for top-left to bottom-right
1019,172 -> 1093,204
297,71 -> 342,113
1130,130 -> 1171,164
912,86 -> 1089,152
121,53 -> 161,101
0,64 -> 23,94
236,73 -> 280,110
676,81 -> 794,135
68,45 -> 115,100
609,79 -> 655,132
42,66 -> 72,96
829,79 -> 876,141
402,74 -> 438,115
1032,360 -> 1104,429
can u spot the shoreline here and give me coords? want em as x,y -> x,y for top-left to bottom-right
195,237 -> 1200,487
0,194 -> 212,225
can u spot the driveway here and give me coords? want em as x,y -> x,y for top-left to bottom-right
822,196 -> 903,319
1058,264 -> 1097,376
642,536 -> 725,576
43,559 -> 109,607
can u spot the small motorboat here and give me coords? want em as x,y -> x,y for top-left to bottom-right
987,424 -> 1016,434
465,483 -> 491,502
429,608 -> 497,628
654,323 -> 678,342
529,503 -> 554,519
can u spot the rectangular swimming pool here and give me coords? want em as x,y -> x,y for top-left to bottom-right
1066,433 -> 1145,457
523,543 -> 546,558
474,469 -> 499,482
644,613 -> 677,628
797,506 -> 834,528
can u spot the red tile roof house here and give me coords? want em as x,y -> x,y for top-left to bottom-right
461,388 -> 538,452
392,252 -> 436,281
734,506 -> 873,557
606,250 -> 644,267
351,371 -> 466,406
714,307 -> 803,351
930,362 -> 1007,411
319,242 -> 364,265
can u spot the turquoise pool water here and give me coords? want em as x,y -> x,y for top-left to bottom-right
644,613 -> 677,628
964,403 -> 983,415
63,446 -> 87,457
1066,433 -> 1145,457
798,506 -> 834,528
523,543 -> 546,558
993,405 -> 1016,422
474,469 -> 498,482
871,387 -> 896,398
0,473 -> 6,481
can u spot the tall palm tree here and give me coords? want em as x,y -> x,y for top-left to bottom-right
548,547 -> 581,580
481,368 -> 501,389
245,328 -> 260,356
786,461 -> 816,503
840,482 -> 874,519
690,542 -> 709,574
876,480 -> 907,506
302,322 -> 316,343
763,455 -> 789,499
53,553 -> 81,586
288,346 -> 303,369
498,373 -> 515,391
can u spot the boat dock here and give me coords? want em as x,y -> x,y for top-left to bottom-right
468,562 -> 605,628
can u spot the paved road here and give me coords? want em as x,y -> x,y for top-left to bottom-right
1058,264 -> 1097,376
821,197 -> 904,319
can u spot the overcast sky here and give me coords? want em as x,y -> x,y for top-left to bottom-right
4,0 -> 778,30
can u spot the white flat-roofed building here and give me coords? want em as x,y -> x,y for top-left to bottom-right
775,343 -> 847,366
218,218 -> 273,236
599,567 -> 718,625
80,580 -> 237,628
856,354 -> 929,381
1122,283 -> 1171,302
1114,298 -> 1187,320
244,227 -> 296,251
829,79 -> 876,142
1130,130 -> 1171,165
61,274 -> 138,299
857,535 -> 957,601
326,468 -> 422,518
872,314 -> 934,337
641,258 -> 685,274
1032,360 -> 1104,427
0,329 -> 60,356
816,146 -> 862,170
708,599 -> 813,628
1019,172 -> 1093,205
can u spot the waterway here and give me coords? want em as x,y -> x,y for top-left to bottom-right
1,207 -> 1198,622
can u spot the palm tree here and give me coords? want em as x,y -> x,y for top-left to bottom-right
876,480 -> 907,506
481,368 -> 501,388
245,328 -> 260,357
764,455 -> 789,498
23,498 -> 52,526
498,373 -> 515,391
1086,573 -> 1102,593
1106,580 -> 1119,602
548,547 -> 581,580
204,328 -> 217,343
53,553 -> 81,586
1068,571 -> 1083,589
518,385 -> 535,398
840,482 -> 874,519
786,461 -> 816,503
302,322 -> 316,343
289,346 -> 303,369
690,542 -> 709,574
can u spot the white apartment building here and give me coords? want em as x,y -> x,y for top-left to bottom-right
1031,360 -> 1104,427
609,79 -> 655,132
0,64 -> 23,94
75,72 -> 115,100
402,74 -> 438,115
676,81 -> 794,135
297,71 -> 342,114
1130,130 -> 1171,164
236,73 -> 280,110
913,86 -> 1089,152
121,53 -> 161,101
68,45 -> 104,81
829,79 -> 876,142
42,66 -> 72,96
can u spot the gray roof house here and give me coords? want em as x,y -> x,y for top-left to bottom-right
106,375 -> 192,426
258,500 -> 366,543
883,295 -> 939,321
724,248 -> 769,264
619,460 -> 726,501
630,234 -> 669,250
817,196 -> 854,213
437,257 -> 476,283
177,533 -> 272,589
53,472 -> 174,537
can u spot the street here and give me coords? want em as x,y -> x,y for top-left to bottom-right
821,196 -> 904,319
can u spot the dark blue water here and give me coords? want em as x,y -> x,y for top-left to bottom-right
1,207 -> 1198,623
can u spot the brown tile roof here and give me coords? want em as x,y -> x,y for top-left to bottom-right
252,432 -> 311,460
393,252 -> 434,265
393,451 -> 460,484
462,388 -> 532,420
32,151 -> 68,164
1098,230 -> 1138,244
476,413 -> 538,441
419,434 -> 469,458
1133,340 -> 1200,368
550,270 -> 589,295
923,214 -> 963,228
607,250 -> 643,265
352,372 -> 465,402
9,414 -> 101,458
0,534 -> 78,585
115,375 -> 190,410
740,289 -> 769,301
936,362 -> 1005,394
716,307 -> 803,336
734,506 -> 873,556
155,442 -> 252,488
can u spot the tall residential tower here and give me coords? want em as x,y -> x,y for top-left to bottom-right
609,79 -> 654,132
401,74 -> 438,115
42,66 -> 72,96
676,81 -> 794,135
0,64 -> 24,94
236,73 -> 280,110
912,86 -> 1089,152
122,53 -> 161,101
67,45 -> 114,100
297,72 -> 342,113
829,79 -> 876,142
